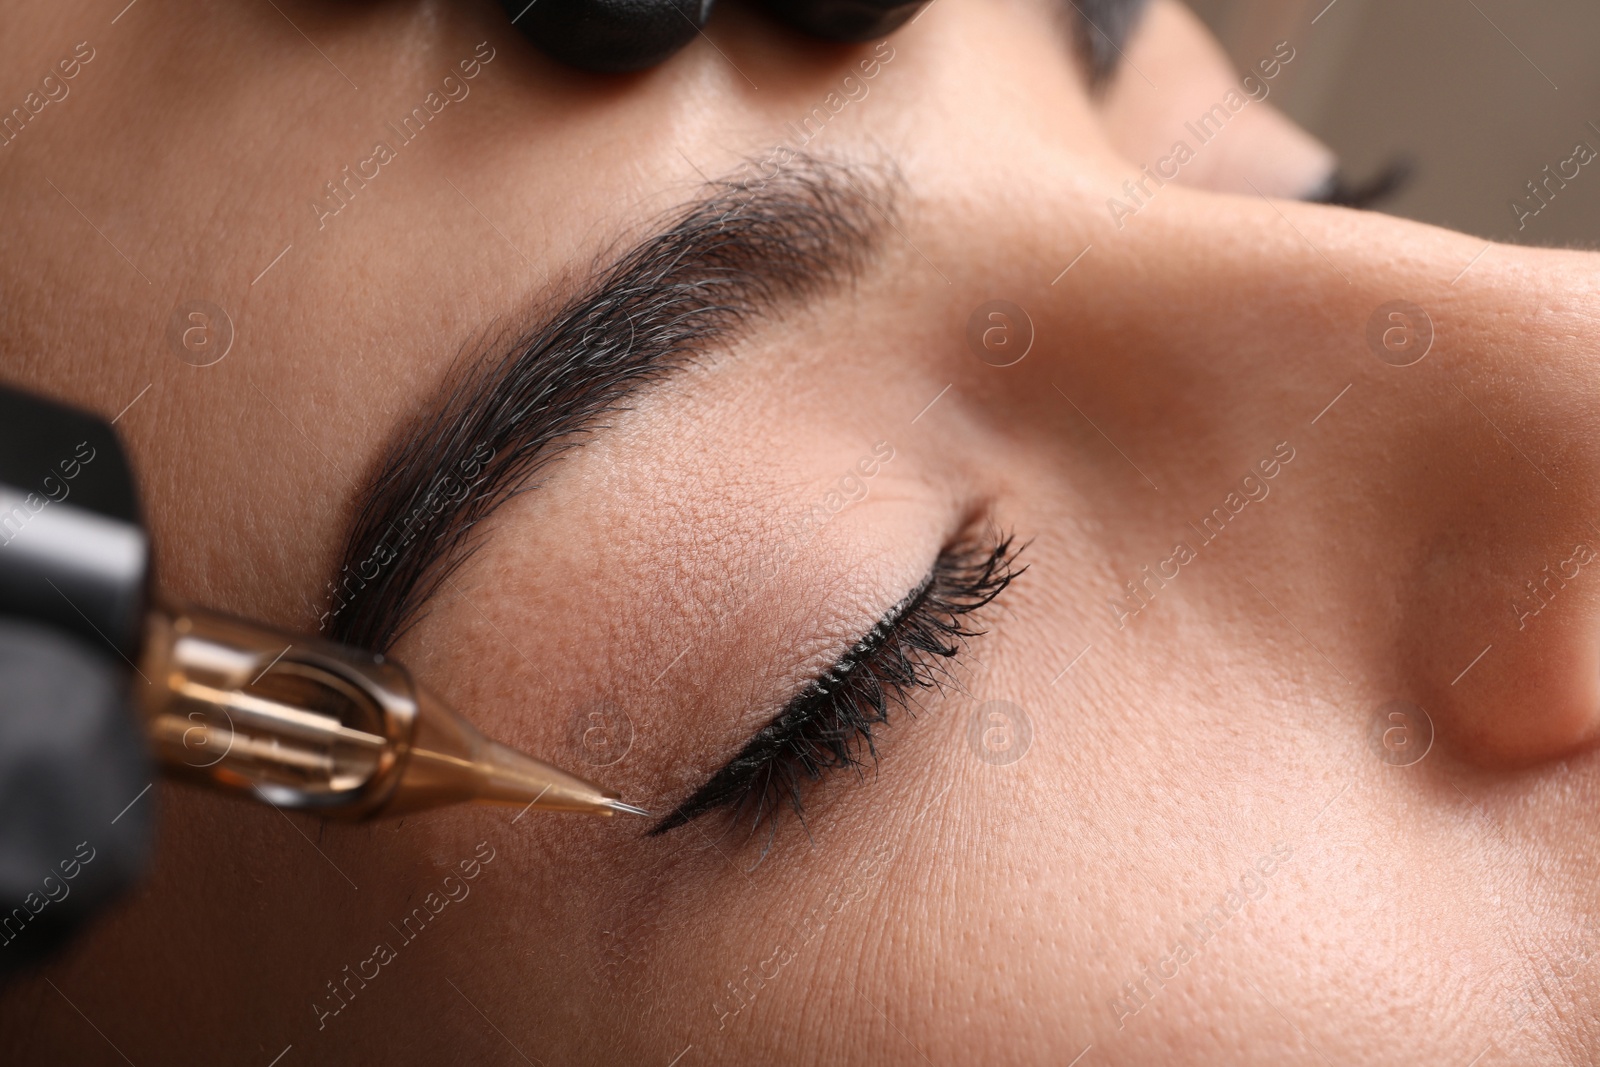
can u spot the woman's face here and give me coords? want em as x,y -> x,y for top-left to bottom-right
6,0 -> 1600,1062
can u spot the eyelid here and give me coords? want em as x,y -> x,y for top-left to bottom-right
647,572 -> 932,838
649,536 -> 1023,844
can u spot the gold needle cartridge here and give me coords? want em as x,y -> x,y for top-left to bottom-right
138,599 -> 646,820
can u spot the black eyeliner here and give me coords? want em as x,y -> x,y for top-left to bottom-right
650,536 -> 1022,841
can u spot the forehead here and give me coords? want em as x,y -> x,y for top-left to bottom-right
0,0 -> 1094,616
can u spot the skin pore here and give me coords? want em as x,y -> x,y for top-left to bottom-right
3,0 -> 1600,1063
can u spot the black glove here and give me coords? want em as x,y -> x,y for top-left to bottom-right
508,0 -> 925,73
0,384 -> 154,980
0,619 -> 153,979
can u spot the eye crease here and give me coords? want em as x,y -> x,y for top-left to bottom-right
650,536 -> 1025,848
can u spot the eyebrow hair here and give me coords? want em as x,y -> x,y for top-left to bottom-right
323,154 -> 891,652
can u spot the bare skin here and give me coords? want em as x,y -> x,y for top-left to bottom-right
1,0 -> 1598,1063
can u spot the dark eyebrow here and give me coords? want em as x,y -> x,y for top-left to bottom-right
322,154 -> 891,653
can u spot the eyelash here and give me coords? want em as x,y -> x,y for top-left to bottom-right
650,534 -> 1025,849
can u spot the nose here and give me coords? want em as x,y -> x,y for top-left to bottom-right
963,169 -> 1600,769
1383,246 -> 1600,767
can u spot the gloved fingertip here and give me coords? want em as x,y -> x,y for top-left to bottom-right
758,0 -> 926,43
506,0 -> 716,74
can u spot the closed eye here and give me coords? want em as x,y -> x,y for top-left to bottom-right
649,535 -> 1025,853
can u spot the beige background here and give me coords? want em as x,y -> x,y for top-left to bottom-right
1186,0 -> 1600,245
